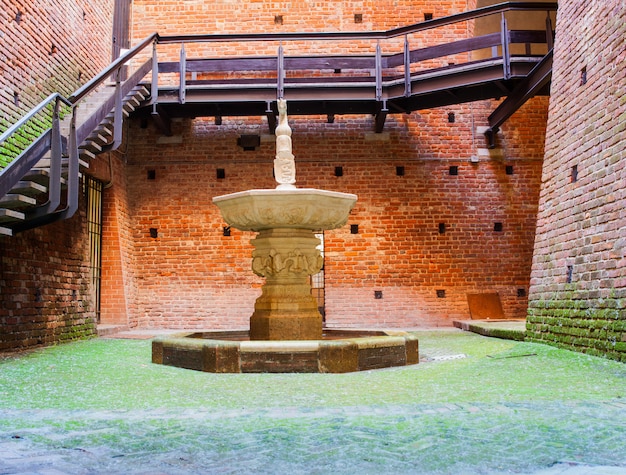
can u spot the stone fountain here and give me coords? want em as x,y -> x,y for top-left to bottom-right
213,99 -> 356,341
152,100 -> 418,372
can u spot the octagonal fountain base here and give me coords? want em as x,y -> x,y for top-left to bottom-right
152,329 -> 419,373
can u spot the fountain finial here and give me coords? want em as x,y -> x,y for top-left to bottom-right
273,99 -> 296,189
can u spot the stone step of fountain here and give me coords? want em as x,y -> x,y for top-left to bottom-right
152,330 -> 419,374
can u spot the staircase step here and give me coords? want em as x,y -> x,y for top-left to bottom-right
21,169 -> 52,185
94,124 -> 113,137
0,194 -> 37,209
79,148 -> 96,161
125,95 -> 141,108
80,140 -> 103,154
106,108 -> 130,120
132,85 -> 149,101
35,157 -> 89,170
0,208 -> 26,223
123,100 -> 138,113
85,132 -> 111,147
0,226 -> 12,236
11,180 -> 47,197
22,169 -> 67,186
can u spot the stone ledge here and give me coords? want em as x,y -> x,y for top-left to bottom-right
240,341 -> 320,352
152,329 -> 419,373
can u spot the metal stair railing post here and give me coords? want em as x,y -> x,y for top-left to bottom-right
277,43 -> 284,100
501,12 -> 511,80
61,108 -> 80,219
31,95 -> 64,217
179,42 -> 186,104
545,10 -> 554,50
375,40 -> 383,102
403,35 -> 411,98
112,68 -> 124,150
151,39 -> 159,107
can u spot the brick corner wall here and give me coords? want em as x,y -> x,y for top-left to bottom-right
526,0 -> 626,362
0,0 -> 114,351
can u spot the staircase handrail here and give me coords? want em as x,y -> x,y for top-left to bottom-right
0,34 -> 157,229
0,93 -> 70,198
2,0 -> 557,156
69,33 -> 158,104
2,0 -> 558,153
1,33 -> 157,167
0,93 -> 72,147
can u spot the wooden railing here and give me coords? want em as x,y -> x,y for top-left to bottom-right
150,2 -> 557,104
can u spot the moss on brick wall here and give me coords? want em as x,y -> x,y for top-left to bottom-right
526,0 -> 626,362
0,198 -> 98,352
527,292 -> 626,362
0,0 -> 113,168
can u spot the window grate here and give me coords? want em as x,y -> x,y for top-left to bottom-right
86,177 -> 103,323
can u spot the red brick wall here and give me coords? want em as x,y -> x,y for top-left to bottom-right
86,0 -> 549,330
527,0 -> 626,361
0,199 -> 96,351
99,151 -> 139,327
132,0 -> 473,37
108,105 -> 544,329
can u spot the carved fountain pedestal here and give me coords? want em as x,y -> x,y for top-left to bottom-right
213,188 -> 357,340
250,228 -> 323,340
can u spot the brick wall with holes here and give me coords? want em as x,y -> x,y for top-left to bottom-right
0,198 -> 96,351
526,0 -> 626,362
132,0 -> 475,40
92,0 -> 552,330
131,0 -> 478,70
0,0 -> 113,132
0,0 -> 555,349
102,105 -> 545,329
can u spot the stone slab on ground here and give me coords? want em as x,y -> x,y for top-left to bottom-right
454,319 -> 527,341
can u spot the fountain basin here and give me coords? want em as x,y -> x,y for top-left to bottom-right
212,188 -> 357,231
152,329 -> 419,373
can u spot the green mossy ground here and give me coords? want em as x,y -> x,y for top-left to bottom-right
1,331 -> 625,474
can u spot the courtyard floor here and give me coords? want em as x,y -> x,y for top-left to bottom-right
0,328 -> 625,475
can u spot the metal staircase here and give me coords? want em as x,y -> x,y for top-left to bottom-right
0,1 -> 557,236
0,84 -> 149,236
